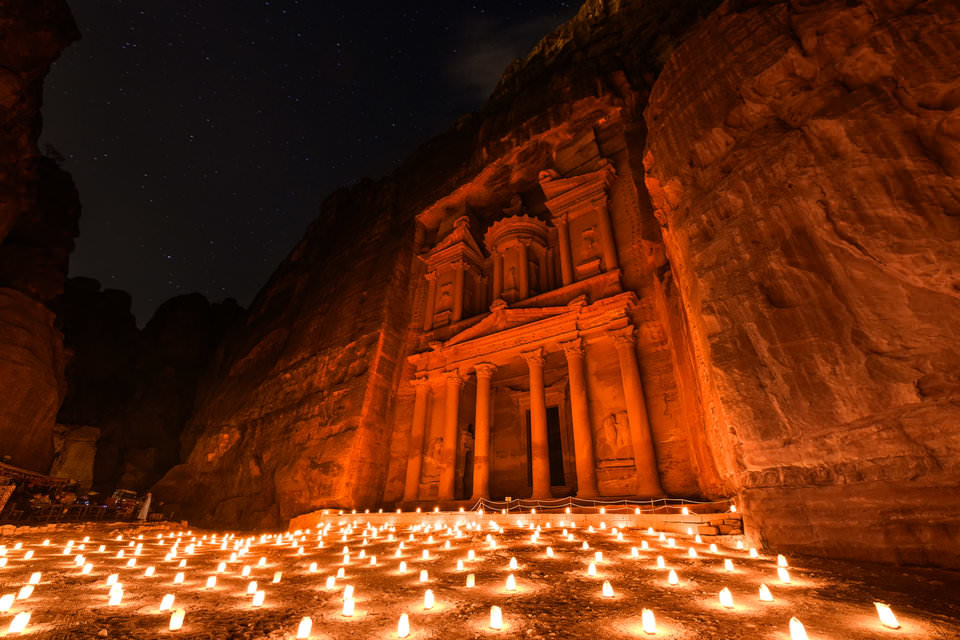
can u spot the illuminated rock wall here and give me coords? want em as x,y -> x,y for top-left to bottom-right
0,1 -> 79,472
643,0 -> 960,567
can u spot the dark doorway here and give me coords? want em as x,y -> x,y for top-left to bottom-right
525,406 -> 565,487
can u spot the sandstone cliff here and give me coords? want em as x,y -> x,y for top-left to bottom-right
155,0 -> 959,570
643,0 -> 960,567
0,0 -> 80,472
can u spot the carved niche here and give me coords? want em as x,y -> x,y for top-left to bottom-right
483,213 -> 551,304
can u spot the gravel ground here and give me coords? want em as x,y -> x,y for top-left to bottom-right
0,518 -> 957,639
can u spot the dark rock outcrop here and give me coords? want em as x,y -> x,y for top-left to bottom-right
0,0 -> 80,472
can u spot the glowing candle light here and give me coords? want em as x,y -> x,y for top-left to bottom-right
336,568 -> 345,578
695,534 -> 703,544
641,608 -> 656,635
174,572 -> 185,585
595,551 -> 603,563
724,559 -> 735,572
602,580 -> 614,597
258,556 -> 266,567
719,587 -> 734,608
341,597 -> 354,616
424,588 -> 434,610
587,562 -> 597,577
546,547 -> 554,558
252,590 -> 265,607
456,559 -> 464,571
509,557 -> 518,570
710,543 -> 719,553
325,576 -> 336,590
466,573 -> 475,588
667,569 -> 679,586
127,558 -> 137,568
656,556 -> 665,569
421,549 -> 429,560
28,572 -> 41,585
681,507 -> 689,515
419,569 -> 428,582
23,550 -> 33,560
398,613 -> 410,637
505,574 -> 516,591
217,562 -> 226,573
736,540 -> 744,550
688,548 -> 698,558
749,547 -> 759,558
169,608 -> 185,631
17,585 -> 33,600
641,540 -> 649,550
160,594 -> 175,611
582,541 -> 589,550
490,605 -> 503,630
8,611 -> 29,634
205,576 -> 217,589
242,565 -> 252,577
144,566 -> 156,577
777,554 -> 788,567
398,561 -> 407,574
0,594 -> 13,612
82,563 -> 93,574
369,556 -> 377,566
108,588 -> 122,605
777,567 -> 791,584
309,562 -> 318,573
296,616 -> 312,638
789,617 -> 808,640
247,580 -> 258,595
759,584 -> 773,601
874,602 -> 900,629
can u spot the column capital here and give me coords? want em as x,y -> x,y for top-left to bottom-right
609,325 -> 636,349
424,271 -> 438,282
452,260 -> 466,272
521,347 -> 544,367
474,363 -> 497,379
553,212 -> 569,226
411,375 -> 431,389
445,369 -> 464,386
560,338 -> 584,358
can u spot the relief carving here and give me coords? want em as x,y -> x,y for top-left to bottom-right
596,411 -> 633,467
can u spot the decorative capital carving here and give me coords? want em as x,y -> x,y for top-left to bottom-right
521,347 -> 544,367
553,212 -> 569,226
424,271 -> 438,282
452,260 -> 466,272
610,326 -> 636,349
445,369 -> 464,386
474,363 -> 497,379
560,338 -> 584,359
411,375 -> 431,389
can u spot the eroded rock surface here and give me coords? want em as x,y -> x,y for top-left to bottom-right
0,0 -> 79,473
643,0 -> 960,566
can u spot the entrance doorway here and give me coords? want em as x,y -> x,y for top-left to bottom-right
525,406 -> 565,487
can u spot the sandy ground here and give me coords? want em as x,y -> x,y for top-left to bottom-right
0,518 -> 957,639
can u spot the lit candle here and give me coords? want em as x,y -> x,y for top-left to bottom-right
667,569 -> 678,586
656,556 -> 665,569
424,588 -> 434,610
594,551 -> 603,563
144,566 -> 156,577
174,572 -> 185,585
247,580 -> 258,595
108,588 -> 123,605
789,617 -> 808,640
169,608 -> 185,631
336,568 -> 345,578
631,547 -> 639,558
28,572 -> 41,585
252,590 -> 265,607
242,565 -> 252,577
509,557 -> 518,570
466,573 -> 475,588
325,576 -> 335,590
456,559 -> 464,571
874,602 -> 900,629
296,616 -> 312,638
217,562 -> 226,573
641,540 -> 649,550
419,569 -> 428,582
546,547 -> 554,558
587,562 -> 597,577
777,567 -> 791,584
641,608 -> 656,635
505,574 -> 516,591
17,585 -> 33,600
398,613 -> 410,637
341,597 -> 354,616
759,584 -> 773,602
601,580 -> 614,597
205,576 -> 217,589
719,587 -> 734,608
490,605 -> 503,630
749,547 -> 759,558
688,548 -> 698,558
777,554 -> 788,567
160,593 -> 175,611
0,594 -> 13,612
8,611 -> 29,634
724,559 -> 734,572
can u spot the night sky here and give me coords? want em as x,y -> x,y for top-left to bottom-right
42,1 -> 579,323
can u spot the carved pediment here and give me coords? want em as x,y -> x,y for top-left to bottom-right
425,216 -> 485,270
443,303 -> 571,347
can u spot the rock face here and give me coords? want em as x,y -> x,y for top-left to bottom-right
643,0 -> 960,566
53,278 -> 242,492
156,0 -> 959,569
0,0 -> 79,473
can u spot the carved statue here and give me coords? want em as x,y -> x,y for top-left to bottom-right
596,411 -> 632,462
423,436 -> 444,479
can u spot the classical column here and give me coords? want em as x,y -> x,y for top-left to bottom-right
594,201 -> 619,272
423,272 -> 437,331
438,370 -> 463,501
452,262 -> 465,322
518,239 -> 531,300
402,376 -> 431,503
611,327 -> 663,496
560,338 -> 599,498
523,348 -> 551,499
471,363 -> 496,500
492,252 -> 503,300
555,214 -> 574,286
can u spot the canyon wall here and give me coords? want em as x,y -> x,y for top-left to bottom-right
643,0 -> 960,567
0,0 -> 79,472
155,0 -> 959,568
